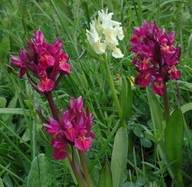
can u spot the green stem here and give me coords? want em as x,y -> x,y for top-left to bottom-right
103,55 -> 122,120
79,150 -> 93,187
67,152 -> 84,187
163,83 -> 170,123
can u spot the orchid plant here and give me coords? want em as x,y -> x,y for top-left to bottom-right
86,9 -> 128,125
130,20 -> 186,187
11,30 -> 95,187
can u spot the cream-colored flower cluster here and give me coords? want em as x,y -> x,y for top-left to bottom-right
86,9 -> 124,58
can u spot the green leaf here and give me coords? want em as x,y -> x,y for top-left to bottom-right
135,177 -> 148,186
122,182 -> 135,187
111,127 -> 128,187
0,108 -> 29,115
99,162 -> 112,187
178,80 -> 192,92
120,76 -> 132,122
2,95 -> 18,123
0,97 -> 6,108
181,102 -> 192,114
2,174 -> 13,187
141,137 -> 152,148
0,178 -> 4,187
181,104 -> 192,152
188,33 -> 192,57
27,154 -> 56,187
146,88 -> 166,170
146,88 -> 164,138
165,108 -> 184,183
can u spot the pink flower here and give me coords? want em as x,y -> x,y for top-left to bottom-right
37,78 -> 54,92
51,138 -> 68,160
44,117 -> 60,135
64,127 -> 78,142
75,136 -> 92,152
59,61 -> 72,75
10,48 -> 27,78
130,20 -> 181,95
169,66 -> 181,80
152,81 -> 164,96
11,29 -> 72,93
43,96 -> 95,160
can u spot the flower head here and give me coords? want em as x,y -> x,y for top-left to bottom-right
130,20 -> 181,96
86,9 -> 124,58
11,29 -> 72,93
44,96 -> 95,160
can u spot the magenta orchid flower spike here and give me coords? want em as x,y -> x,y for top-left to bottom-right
11,29 -> 72,93
44,96 -> 95,160
130,20 -> 181,96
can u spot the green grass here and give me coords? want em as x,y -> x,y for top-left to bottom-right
0,0 -> 192,186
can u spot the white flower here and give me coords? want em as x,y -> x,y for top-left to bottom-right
86,9 -> 124,58
98,9 -> 121,28
86,21 -> 100,43
115,25 -> 124,40
98,9 -> 113,25
112,47 -> 124,58
103,27 -> 118,45
86,21 -> 106,54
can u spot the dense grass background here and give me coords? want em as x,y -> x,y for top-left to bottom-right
0,0 -> 192,186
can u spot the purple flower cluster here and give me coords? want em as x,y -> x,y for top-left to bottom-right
11,30 -> 72,93
130,20 -> 181,95
44,96 -> 95,160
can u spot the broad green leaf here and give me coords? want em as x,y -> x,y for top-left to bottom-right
2,174 -> 13,187
111,127 -> 128,187
27,154 -> 55,187
0,178 -> 4,187
181,104 -> 192,152
99,162 -> 112,187
146,88 -> 165,168
146,88 -> 163,138
120,76 -> 132,122
165,108 -> 184,183
178,80 -> 192,92
181,102 -> 192,114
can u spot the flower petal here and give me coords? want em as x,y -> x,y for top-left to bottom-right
38,78 -> 54,92
75,136 -> 92,152
59,61 -> 72,75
